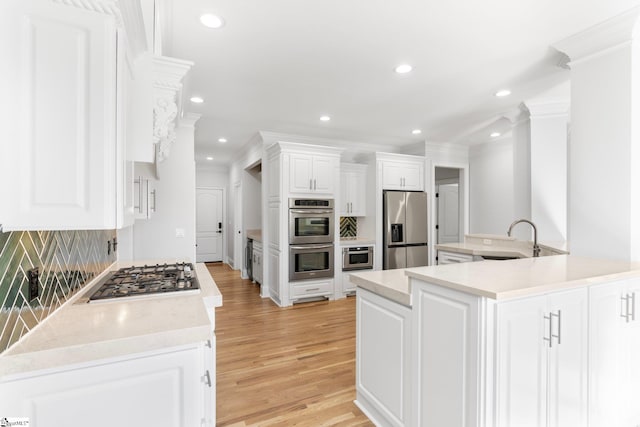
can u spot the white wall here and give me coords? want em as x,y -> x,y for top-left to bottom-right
196,165 -> 229,188
130,116 -> 199,262
469,138 -> 515,236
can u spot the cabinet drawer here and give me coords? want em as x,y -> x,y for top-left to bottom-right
438,250 -> 473,265
291,280 -> 333,298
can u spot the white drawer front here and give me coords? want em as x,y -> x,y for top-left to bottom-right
291,280 -> 333,298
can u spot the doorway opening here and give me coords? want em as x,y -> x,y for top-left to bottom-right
435,167 -> 463,245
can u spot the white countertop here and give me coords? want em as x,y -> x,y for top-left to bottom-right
247,229 -> 262,242
0,261 -> 222,378
351,255 -> 640,305
436,234 -> 568,259
349,269 -> 410,306
340,237 -> 375,246
406,255 -> 640,300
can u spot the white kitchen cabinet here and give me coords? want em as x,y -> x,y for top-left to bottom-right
290,278 -> 334,301
134,176 -> 157,220
253,241 -> 263,285
381,158 -> 424,191
289,153 -> 337,195
589,278 -> 640,426
1,0 -> 141,231
437,249 -> 474,265
340,163 -> 367,216
0,343 -> 211,427
356,287 -> 412,427
496,288 -> 588,427
409,277 -> 588,427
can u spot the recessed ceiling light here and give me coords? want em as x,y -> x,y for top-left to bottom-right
200,14 -> 225,29
490,132 -> 501,138
320,115 -> 331,122
206,156 -> 214,161
190,96 -> 204,104
412,129 -> 422,135
395,64 -> 413,74
218,138 -> 227,143
495,89 -> 511,98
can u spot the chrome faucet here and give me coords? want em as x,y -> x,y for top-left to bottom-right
507,219 -> 540,257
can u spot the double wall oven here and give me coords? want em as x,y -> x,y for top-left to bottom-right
289,199 -> 334,281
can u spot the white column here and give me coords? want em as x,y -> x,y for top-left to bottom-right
553,8 -> 640,261
524,100 -> 569,244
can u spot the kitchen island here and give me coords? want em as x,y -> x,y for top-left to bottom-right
350,255 -> 640,427
0,261 -> 222,427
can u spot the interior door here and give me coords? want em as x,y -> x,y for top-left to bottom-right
196,188 -> 223,262
437,184 -> 460,244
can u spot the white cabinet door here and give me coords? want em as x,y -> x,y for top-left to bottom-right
357,288 -> 412,427
202,333 -> 216,427
253,247 -> 263,285
497,288 -> 587,427
340,170 -> 352,215
312,156 -> 334,194
0,346 -> 204,427
547,288 -> 588,427
496,295 -> 548,427
381,160 -> 424,191
624,279 -> 640,425
289,153 -> 314,193
340,166 -> 367,216
589,281 -> 627,427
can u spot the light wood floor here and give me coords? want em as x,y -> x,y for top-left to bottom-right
207,263 -> 373,427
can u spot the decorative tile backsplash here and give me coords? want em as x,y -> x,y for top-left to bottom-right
0,229 -> 115,353
340,217 -> 357,238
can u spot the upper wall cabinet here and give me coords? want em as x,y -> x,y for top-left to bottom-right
340,163 -> 367,216
378,153 -> 425,191
0,0 -> 186,232
289,152 -> 339,196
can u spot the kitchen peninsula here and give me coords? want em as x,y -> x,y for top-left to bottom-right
0,262 -> 222,427
351,255 -> 640,427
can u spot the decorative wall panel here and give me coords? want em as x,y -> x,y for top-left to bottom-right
340,217 -> 357,238
0,230 -> 115,353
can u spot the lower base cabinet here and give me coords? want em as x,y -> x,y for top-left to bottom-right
0,340 -> 215,427
356,288 -> 412,427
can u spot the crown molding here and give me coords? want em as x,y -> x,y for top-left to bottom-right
153,55 -> 193,90
523,100 -> 570,118
179,112 -> 202,128
552,7 -> 640,64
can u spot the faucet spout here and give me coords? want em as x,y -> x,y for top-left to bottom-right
507,219 -> 540,257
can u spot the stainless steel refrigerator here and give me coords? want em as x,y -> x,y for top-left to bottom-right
383,190 -> 429,269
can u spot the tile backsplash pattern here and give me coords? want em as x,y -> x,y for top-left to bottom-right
0,230 -> 115,353
340,217 -> 357,238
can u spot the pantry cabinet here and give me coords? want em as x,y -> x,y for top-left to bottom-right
253,241 -> 263,285
340,163 -> 367,216
0,0 -> 147,231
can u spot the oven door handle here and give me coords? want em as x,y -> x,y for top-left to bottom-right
290,209 -> 334,214
290,244 -> 334,250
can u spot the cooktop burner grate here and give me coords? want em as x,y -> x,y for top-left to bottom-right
89,262 -> 200,301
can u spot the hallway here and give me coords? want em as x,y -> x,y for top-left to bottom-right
208,263 -> 373,426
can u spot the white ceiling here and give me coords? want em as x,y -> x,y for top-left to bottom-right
163,0 -> 640,166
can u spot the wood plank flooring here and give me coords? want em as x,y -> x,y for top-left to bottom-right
207,263 -> 373,427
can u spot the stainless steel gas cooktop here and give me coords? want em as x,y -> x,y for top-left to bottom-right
88,262 -> 200,302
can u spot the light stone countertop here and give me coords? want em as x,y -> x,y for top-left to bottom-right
435,234 -> 569,258
0,261 -> 222,379
406,255 -> 640,300
246,229 -> 262,242
340,238 -> 375,246
351,255 -> 640,306
349,269 -> 410,306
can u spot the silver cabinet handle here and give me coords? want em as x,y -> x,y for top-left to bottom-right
309,179 -> 312,190
203,370 -> 212,387
314,179 -> 317,190
137,177 -> 143,214
205,339 -> 212,348
150,189 -> 156,212
306,287 -> 320,292
631,292 -> 636,321
552,310 -> 561,345
621,294 -> 630,322
543,312 -> 553,348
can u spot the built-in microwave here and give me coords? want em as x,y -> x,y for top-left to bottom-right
342,246 -> 374,271
289,243 -> 334,281
289,199 -> 334,244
